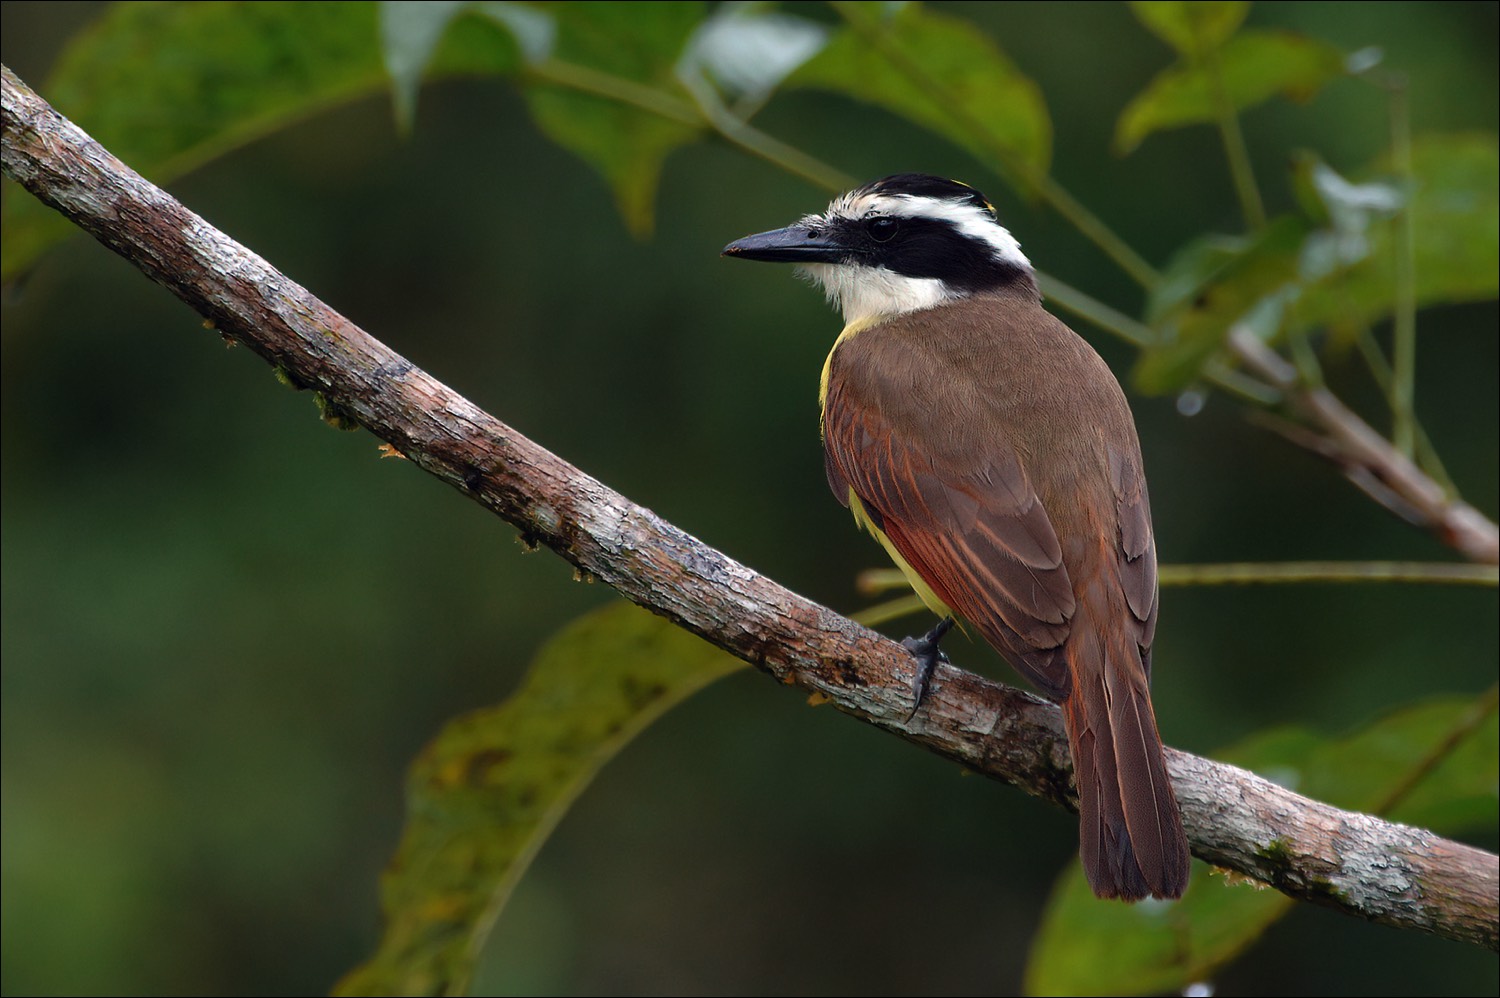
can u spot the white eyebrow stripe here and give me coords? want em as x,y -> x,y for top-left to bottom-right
821,190 -> 1031,272
877,195 -> 1031,270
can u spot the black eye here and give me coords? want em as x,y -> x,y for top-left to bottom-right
867,216 -> 898,242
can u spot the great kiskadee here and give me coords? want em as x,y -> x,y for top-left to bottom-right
722,174 -> 1190,901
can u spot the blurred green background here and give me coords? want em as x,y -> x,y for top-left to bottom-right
2,2 -> 1496,995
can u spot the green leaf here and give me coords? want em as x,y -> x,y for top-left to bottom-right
680,4 -> 830,103
381,1 -> 471,131
1133,215 -> 1311,394
336,600 -> 742,997
1223,700 -> 1496,822
1026,866 -> 1289,998
1024,694 -> 1497,997
380,1 -> 552,130
1291,133 -> 1500,335
1389,695 -> 1500,832
1128,1 -> 1249,57
790,2 -> 1051,181
2,1 -> 519,280
1116,30 -> 1349,154
1288,150 -> 1404,237
518,2 -> 705,237
381,1 -> 538,130
1132,134 -> 1498,391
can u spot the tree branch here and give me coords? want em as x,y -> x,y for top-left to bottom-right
1229,328 -> 1499,565
4,65 -> 1496,951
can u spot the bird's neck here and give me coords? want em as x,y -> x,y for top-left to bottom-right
819,312 -> 886,414
801,262 -> 961,328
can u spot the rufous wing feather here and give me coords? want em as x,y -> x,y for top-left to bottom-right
823,382 -> 1077,695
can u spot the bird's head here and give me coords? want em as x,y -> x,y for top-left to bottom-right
722,173 -> 1036,325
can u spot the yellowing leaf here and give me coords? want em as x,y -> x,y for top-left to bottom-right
337,600 -> 741,996
1129,1 -> 1249,56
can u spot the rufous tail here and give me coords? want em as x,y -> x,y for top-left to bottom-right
1061,622 -> 1190,900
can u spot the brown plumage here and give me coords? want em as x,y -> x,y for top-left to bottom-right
821,283 -> 1190,900
722,172 -> 1190,899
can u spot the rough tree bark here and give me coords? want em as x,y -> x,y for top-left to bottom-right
4,65 -> 1496,951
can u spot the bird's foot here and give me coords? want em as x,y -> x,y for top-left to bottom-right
901,617 -> 954,721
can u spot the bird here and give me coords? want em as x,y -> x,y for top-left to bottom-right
721,173 -> 1190,901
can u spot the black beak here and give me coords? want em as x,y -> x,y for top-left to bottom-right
722,223 -> 851,264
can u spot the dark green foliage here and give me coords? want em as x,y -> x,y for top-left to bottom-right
2,3 -> 1495,995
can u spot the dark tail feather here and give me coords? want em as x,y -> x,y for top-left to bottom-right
1062,631 -> 1189,900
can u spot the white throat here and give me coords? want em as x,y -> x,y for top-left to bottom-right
798,262 -> 962,326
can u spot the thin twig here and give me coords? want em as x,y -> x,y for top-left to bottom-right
1203,41 -> 1266,231
1229,327 -> 1498,565
860,561 -> 1498,594
1387,72 -> 1419,459
1159,560 -> 1499,587
528,57 -> 855,195
677,67 -> 854,193
850,593 -> 928,628
1035,274 -> 1284,407
1354,326 -> 1456,493
526,58 -> 703,126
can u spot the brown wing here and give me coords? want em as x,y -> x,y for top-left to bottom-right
823,375 -> 1078,699
1109,442 -> 1159,674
